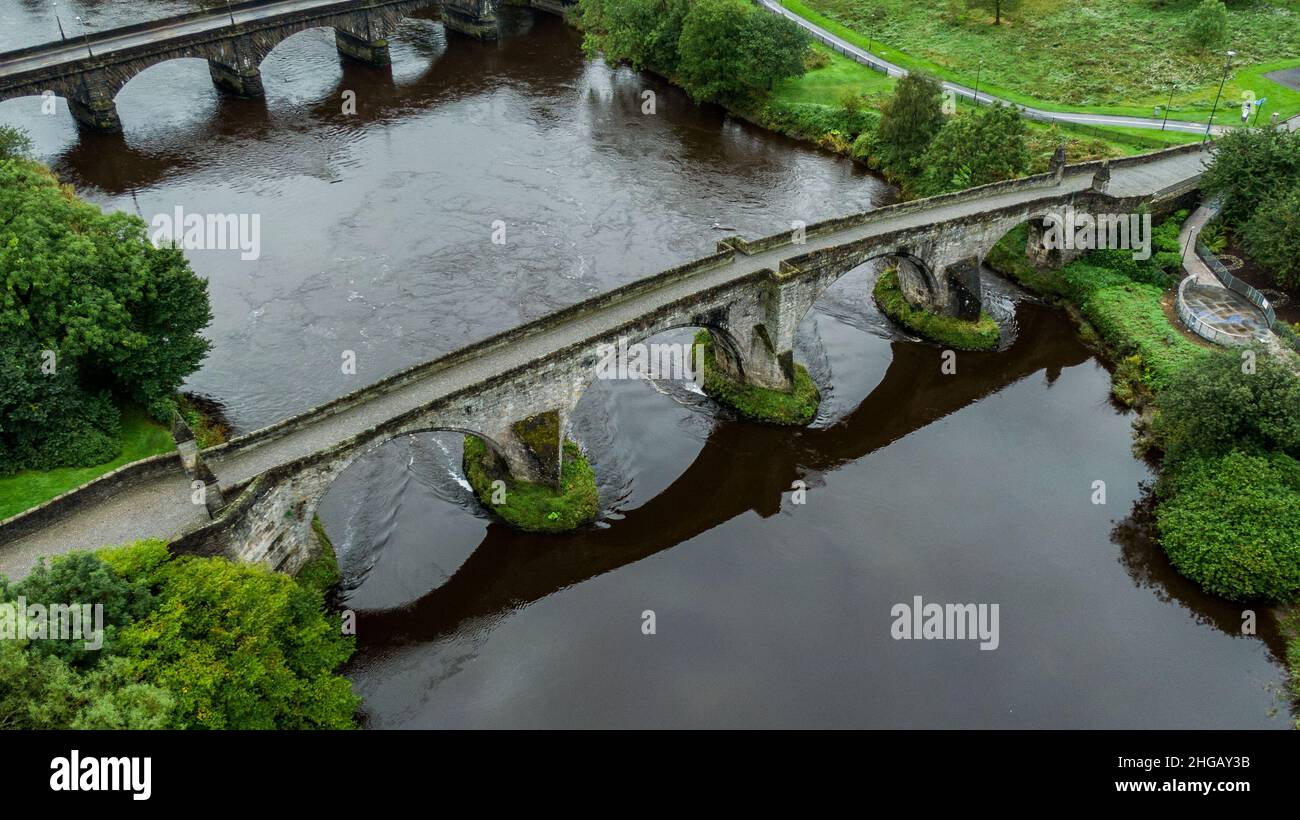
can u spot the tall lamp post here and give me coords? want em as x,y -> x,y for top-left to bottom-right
225,0 -> 236,26
1203,50 -> 1235,144
75,15 -> 93,58
973,60 -> 983,107
1160,87 -> 1173,131
53,1 -> 66,41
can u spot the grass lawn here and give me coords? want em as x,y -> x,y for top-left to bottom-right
781,0 -> 1300,129
0,407 -> 174,520
772,43 -> 896,107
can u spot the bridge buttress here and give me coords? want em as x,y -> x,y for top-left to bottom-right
207,35 -> 265,98
335,29 -> 392,67
1025,216 -> 1083,271
67,69 -> 121,133
442,0 -> 499,40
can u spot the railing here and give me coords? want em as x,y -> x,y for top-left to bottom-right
1176,273 -> 1254,347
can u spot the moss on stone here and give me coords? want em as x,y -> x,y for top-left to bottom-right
462,435 -> 598,533
873,269 -> 1001,351
692,331 -> 820,426
298,515 -> 342,597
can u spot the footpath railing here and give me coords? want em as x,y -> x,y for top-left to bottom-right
1176,273 -> 1254,347
1190,199 -> 1300,354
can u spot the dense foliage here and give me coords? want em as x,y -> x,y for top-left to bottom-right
0,156 -> 212,475
0,126 -> 31,161
914,103 -> 1029,195
1153,346 -> 1300,466
0,541 -> 357,729
1200,126 -> 1300,228
875,71 -> 946,179
1157,451 -> 1300,602
1187,0 -> 1229,52
578,0 -> 810,104
1241,180 -> 1300,289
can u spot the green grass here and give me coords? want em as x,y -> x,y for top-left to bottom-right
694,331 -> 821,425
0,407 -> 174,520
872,269 -> 1001,350
781,0 -> 1300,130
462,436 -> 599,533
771,43 -> 896,107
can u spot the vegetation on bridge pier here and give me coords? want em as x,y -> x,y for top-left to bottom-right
462,435 -> 599,533
693,330 -> 820,426
871,268 -> 1000,351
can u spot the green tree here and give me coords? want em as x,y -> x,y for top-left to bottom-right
577,0 -> 691,76
115,553 -> 358,729
1242,180 -> 1300,289
739,9 -> 810,92
965,0 -> 1021,24
0,160 -> 212,474
1200,125 -> 1300,227
1187,0 -> 1229,52
0,126 -> 31,161
677,0 -> 758,103
876,71 -> 946,179
915,103 -> 1029,195
0,641 -> 173,729
1153,346 -> 1300,466
1,552 -> 154,668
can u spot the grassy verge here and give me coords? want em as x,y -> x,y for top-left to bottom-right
462,436 -> 598,533
693,331 -> 821,425
1284,607 -> 1300,728
0,407 -> 174,520
872,269 -> 1001,350
984,223 -> 1207,403
781,0 -> 1300,129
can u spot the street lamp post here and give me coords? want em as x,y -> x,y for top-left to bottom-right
1182,225 -> 1200,266
973,60 -> 983,107
53,1 -> 66,41
1161,87 -> 1173,131
225,0 -> 236,26
1203,50 -> 1235,144
74,15 -> 93,58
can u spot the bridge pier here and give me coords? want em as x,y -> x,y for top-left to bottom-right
67,70 -> 121,133
442,0 -> 499,40
334,29 -> 391,67
1025,216 -> 1083,270
529,0 -> 578,15
207,35 -> 264,98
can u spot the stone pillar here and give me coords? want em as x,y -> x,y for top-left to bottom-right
195,462 -> 226,519
335,28 -> 391,66
1025,216 -> 1083,270
939,256 -> 982,320
443,0 -> 498,40
67,69 -> 121,133
208,35 -> 264,97
1089,160 -> 1111,193
172,413 -> 200,476
1048,144 -> 1066,184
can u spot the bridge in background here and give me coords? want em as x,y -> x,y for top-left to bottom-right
0,144 -> 1206,579
0,0 -> 575,132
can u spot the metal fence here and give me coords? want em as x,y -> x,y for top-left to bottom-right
1176,273 -> 1254,347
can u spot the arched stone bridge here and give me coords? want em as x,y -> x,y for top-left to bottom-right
0,0 -> 575,132
0,144 -> 1205,579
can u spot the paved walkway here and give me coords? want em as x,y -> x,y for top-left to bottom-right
1177,203 -> 1273,345
0,149 -> 1208,580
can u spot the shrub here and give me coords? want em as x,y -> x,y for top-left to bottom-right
1242,180 -> 1300,289
1157,451 -> 1300,602
1187,0 -> 1229,52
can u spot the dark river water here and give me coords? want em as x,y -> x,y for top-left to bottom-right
2,5 -> 1292,728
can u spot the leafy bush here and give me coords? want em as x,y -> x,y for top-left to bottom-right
1242,180 -> 1300,289
1157,451 -> 1300,602
0,126 -> 31,161
876,71 -> 946,179
1200,126 -> 1300,228
1153,346 -> 1300,464
915,104 -> 1030,195
1186,0 -> 1229,52
0,552 -> 153,667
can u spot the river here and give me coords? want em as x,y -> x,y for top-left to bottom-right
1,3 -> 1291,728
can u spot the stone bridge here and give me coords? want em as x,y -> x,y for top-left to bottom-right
0,0 -> 576,132
0,144 -> 1206,579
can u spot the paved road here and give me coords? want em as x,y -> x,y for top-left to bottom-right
0,148 -> 1207,580
758,0 -> 1233,136
0,0 -> 403,79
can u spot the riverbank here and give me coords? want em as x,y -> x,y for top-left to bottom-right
985,211 -> 1300,724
